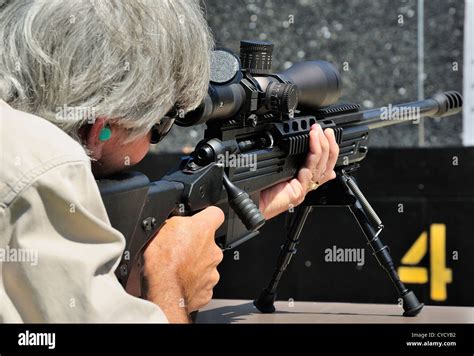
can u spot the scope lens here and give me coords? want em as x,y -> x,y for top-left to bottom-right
281,61 -> 342,109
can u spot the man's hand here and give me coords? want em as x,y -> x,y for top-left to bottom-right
142,206 -> 224,323
259,124 -> 339,220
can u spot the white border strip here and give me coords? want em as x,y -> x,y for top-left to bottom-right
464,0 -> 474,146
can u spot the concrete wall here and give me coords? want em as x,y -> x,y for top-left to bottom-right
158,0 -> 464,152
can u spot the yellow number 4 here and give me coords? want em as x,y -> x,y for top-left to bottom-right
397,224 -> 452,301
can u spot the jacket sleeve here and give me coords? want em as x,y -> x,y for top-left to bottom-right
1,158 -> 168,323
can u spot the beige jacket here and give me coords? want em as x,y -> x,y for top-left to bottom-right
0,100 -> 167,322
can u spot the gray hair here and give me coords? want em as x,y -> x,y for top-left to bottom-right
0,0 -> 214,142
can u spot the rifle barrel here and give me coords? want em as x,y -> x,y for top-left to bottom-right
351,91 -> 462,130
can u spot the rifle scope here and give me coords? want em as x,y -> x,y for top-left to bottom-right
176,40 -> 342,126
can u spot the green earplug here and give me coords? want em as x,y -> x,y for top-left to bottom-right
99,125 -> 112,141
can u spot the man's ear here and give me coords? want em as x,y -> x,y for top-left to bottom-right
86,117 -> 109,160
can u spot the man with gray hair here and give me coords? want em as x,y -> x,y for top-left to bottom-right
0,0 -> 339,323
